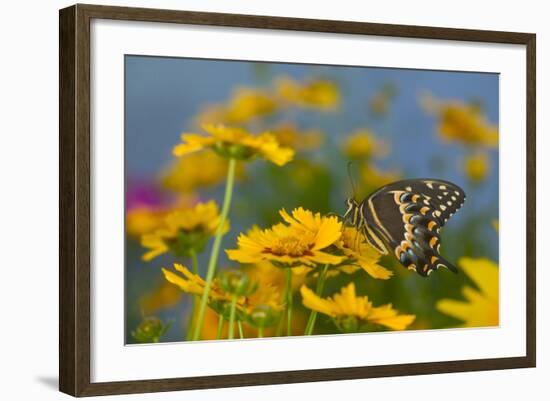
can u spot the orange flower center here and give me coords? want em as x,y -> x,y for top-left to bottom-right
342,230 -> 361,251
264,236 -> 313,257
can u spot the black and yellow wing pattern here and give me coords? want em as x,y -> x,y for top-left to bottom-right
361,179 -> 466,277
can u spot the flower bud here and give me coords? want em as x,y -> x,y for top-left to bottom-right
219,270 -> 257,296
334,316 -> 359,333
213,142 -> 255,160
247,305 -> 279,328
131,317 -> 172,343
166,230 -> 209,257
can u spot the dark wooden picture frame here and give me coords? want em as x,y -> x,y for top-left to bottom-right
59,3 -> 536,397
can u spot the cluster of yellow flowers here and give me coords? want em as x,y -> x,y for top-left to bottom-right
151,206 -> 416,339
130,111 -> 418,339
159,77 -> 337,198
195,76 -> 339,127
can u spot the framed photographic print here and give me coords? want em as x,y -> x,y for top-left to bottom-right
59,4 -> 536,397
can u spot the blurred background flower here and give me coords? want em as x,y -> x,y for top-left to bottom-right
342,128 -> 388,161
275,76 -> 340,111
160,150 -> 245,194
463,151 -> 490,183
140,200 -> 228,261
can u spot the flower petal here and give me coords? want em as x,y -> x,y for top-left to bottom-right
368,304 -> 416,330
312,217 -> 342,250
300,285 -> 336,317
458,257 -> 499,300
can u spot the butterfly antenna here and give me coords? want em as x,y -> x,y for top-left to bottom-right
347,161 -> 357,199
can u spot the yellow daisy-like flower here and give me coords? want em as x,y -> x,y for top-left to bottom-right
275,76 -> 340,111
162,264 -> 282,317
336,227 -> 393,280
173,124 -> 294,166
270,122 -> 324,151
464,151 -> 490,183
223,88 -> 278,124
226,208 -> 345,268
126,196 -> 197,237
301,282 -> 415,331
141,200 -> 228,261
195,88 -> 278,126
245,282 -> 283,314
436,257 -> 499,327
162,263 -> 236,303
127,207 -> 167,237
342,129 -> 388,160
160,150 -> 244,193
421,93 -> 498,147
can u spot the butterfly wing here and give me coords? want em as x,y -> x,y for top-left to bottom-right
361,179 -> 465,277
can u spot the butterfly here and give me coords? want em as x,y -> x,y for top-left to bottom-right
343,179 -> 466,277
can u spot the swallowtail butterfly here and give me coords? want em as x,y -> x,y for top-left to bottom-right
344,179 -> 466,277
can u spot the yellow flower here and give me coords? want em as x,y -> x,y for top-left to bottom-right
141,200 -> 228,261
162,264 -> 282,317
270,122 -> 324,151
162,263 -> 235,302
126,195 -> 197,237
359,163 -> 401,192
226,208 -> 345,268
335,227 -> 393,279
245,283 -> 283,315
195,88 -> 278,125
275,76 -> 340,111
421,93 -> 498,147
224,88 -> 278,123
127,207 -> 167,237
464,151 -> 490,183
436,257 -> 499,327
301,283 -> 415,331
173,124 -> 294,166
342,129 -> 388,160
160,150 -> 244,193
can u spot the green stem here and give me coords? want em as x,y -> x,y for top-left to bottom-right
237,321 -> 244,339
193,158 -> 237,341
285,268 -> 293,336
304,264 -> 329,335
216,314 -> 224,340
190,250 -> 199,275
228,294 -> 238,340
186,250 -> 200,341
258,327 -> 264,338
